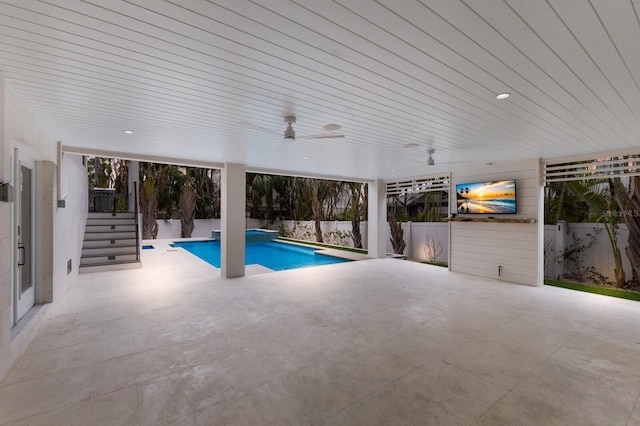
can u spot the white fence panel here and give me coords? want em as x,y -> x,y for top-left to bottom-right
544,224 -> 561,279
156,219 -> 180,239
544,222 -> 632,283
156,219 -> 220,239
385,222 -> 448,263
411,222 -> 448,263
271,220 -> 368,248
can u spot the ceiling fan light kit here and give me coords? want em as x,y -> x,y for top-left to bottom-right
283,124 -> 296,140
284,116 -> 296,140
427,148 -> 435,166
323,123 -> 342,131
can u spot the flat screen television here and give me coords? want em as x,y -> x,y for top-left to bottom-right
455,179 -> 516,214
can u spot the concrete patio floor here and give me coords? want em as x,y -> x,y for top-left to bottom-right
1,244 -> 640,425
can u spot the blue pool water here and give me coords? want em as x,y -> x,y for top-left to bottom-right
171,240 -> 349,271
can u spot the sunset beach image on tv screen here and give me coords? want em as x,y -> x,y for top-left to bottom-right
455,180 -> 516,214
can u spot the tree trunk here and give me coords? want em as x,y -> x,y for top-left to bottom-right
553,181 -> 568,224
389,215 -> 406,254
311,179 -> 323,243
179,183 -> 197,238
140,177 -> 158,239
614,176 -> 640,285
350,182 -> 362,248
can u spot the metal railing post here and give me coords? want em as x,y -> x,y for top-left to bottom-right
134,181 -> 140,261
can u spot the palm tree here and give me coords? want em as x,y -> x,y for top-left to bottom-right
464,187 -> 469,212
179,180 -> 197,238
388,195 -> 406,254
188,167 -> 220,219
290,177 -> 313,221
613,176 -> 640,286
563,179 -> 625,287
155,164 -> 186,219
544,181 -> 589,224
87,157 -> 130,211
311,179 -> 324,242
248,173 -> 281,222
139,170 -> 158,239
348,182 -> 364,248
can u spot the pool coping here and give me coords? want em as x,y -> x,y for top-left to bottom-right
268,239 -> 372,261
314,248 -> 372,261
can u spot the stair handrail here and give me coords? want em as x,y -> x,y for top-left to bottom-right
134,181 -> 140,261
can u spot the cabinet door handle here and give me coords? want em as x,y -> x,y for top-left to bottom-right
18,245 -> 25,266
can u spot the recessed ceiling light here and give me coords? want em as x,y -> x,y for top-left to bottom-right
303,156 -> 308,160
495,93 -> 510,100
323,124 -> 341,131
123,130 -> 134,134
403,143 -> 419,148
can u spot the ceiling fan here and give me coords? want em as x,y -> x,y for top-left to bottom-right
280,116 -> 345,150
243,115 -> 345,151
409,147 -> 470,167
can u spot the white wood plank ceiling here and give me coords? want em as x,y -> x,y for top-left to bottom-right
1,0 -> 640,180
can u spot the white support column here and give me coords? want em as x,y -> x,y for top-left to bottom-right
537,160 -> 545,287
221,163 -> 246,278
37,161 -> 54,303
367,179 -> 387,258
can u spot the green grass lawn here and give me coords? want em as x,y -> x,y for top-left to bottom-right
544,278 -> 640,302
421,261 -> 448,267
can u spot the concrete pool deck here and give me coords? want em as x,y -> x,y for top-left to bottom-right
2,244 -> 640,424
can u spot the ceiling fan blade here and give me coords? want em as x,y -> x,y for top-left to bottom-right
240,120 -> 280,136
439,160 -> 471,165
409,157 -> 471,166
298,133 -> 345,140
277,139 -> 292,152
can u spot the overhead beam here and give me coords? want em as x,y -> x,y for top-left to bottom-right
61,145 -> 224,170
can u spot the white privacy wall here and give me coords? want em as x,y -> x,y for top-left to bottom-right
449,160 -> 541,286
52,153 -> 87,300
385,222 -> 448,263
544,222 -> 633,282
0,80 -> 57,380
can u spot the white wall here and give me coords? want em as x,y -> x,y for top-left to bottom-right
0,78 -> 83,381
53,154 -> 87,300
0,76 -> 10,380
0,79 -> 55,378
449,160 -> 540,286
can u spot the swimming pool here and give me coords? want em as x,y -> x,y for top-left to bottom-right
171,240 -> 349,271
